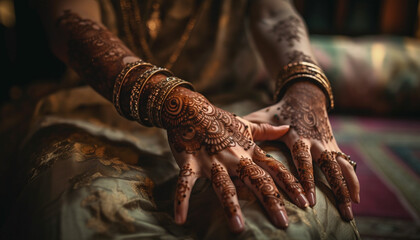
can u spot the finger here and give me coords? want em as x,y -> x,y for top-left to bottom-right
250,123 -> 290,141
253,146 -> 308,208
337,156 -> 360,203
242,108 -> 271,123
291,139 -> 316,207
211,162 -> 245,234
316,150 -> 353,221
174,162 -> 198,225
237,156 -> 288,228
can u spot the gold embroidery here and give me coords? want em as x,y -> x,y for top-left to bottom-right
81,190 -> 136,234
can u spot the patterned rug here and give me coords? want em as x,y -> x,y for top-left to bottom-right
331,116 -> 420,240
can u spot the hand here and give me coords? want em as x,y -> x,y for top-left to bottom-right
244,82 -> 360,221
162,87 -> 309,233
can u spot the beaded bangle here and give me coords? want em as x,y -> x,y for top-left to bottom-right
275,61 -> 334,110
129,67 -> 173,125
113,60 -> 146,116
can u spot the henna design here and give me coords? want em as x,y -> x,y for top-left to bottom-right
253,147 -> 303,195
162,87 -> 254,155
279,84 -> 333,142
176,163 -> 195,205
211,163 -> 240,218
287,50 -> 314,64
270,16 -> 303,47
237,157 -> 284,210
316,151 -> 351,204
292,140 -> 314,192
57,10 -> 136,100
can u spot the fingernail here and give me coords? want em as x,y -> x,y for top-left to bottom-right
307,192 -> 316,207
273,210 -> 289,228
340,205 -> 354,221
296,194 -> 309,208
230,215 -> 244,234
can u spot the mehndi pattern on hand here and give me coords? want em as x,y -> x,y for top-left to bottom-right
279,84 -> 333,142
162,87 -> 253,155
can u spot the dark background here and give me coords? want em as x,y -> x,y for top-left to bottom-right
0,0 -> 419,104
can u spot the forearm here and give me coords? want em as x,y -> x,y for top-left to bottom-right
38,0 -> 143,101
249,0 -> 316,79
37,0 -> 175,118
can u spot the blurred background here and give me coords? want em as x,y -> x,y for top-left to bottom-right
1,0 -> 420,112
1,0 -> 420,239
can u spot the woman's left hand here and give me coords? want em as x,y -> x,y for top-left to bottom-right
244,82 -> 360,221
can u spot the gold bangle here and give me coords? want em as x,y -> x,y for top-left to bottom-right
113,60 -> 145,116
130,67 -> 173,125
277,73 -> 333,108
146,77 -> 171,127
158,80 -> 194,128
275,61 -> 334,110
147,77 -> 194,128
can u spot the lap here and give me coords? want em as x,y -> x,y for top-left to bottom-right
2,87 -> 360,239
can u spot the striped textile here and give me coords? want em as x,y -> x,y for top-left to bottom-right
331,116 -> 420,239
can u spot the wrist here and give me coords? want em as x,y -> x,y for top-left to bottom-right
274,61 -> 334,110
284,81 -> 326,102
113,60 -> 194,127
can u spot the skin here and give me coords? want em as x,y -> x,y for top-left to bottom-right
163,87 -> 309,232
38,0 -> 311,234
247,0 -> 360,221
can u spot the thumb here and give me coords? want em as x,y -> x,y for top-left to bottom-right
250,123 -> 290,141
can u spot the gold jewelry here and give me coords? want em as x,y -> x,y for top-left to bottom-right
275,61 -> 334,110
113,60 -> 145,116
146,76 -> 170,127
333,151 -> 357,171
130,66 -> 173,124
147,77 -> 194,127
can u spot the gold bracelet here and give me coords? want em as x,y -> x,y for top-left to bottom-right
138,67 -> 174,126
147,77 -> 194,128
113,60 -> 145,116
158,79 -> 194,128
146,77 -> 171,127
277,66 -> 330,93
130,67 -> 173,125
275,61 -> 334,110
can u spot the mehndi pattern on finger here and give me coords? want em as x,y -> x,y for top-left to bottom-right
163,88 -> 254,155
211,163 -> 240,218
253,147 -> 303,195
237,156 -> 284,210
176,163 -> 195,205
280,84 -> 333,142
316,150 -> 351,204
292,140 -> 315,192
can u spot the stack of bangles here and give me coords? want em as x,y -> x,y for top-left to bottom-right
112,60 -> 194,127
274,61 -> 334,111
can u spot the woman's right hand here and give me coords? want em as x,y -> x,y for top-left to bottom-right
161,87 -> 309,233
